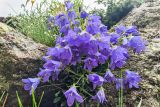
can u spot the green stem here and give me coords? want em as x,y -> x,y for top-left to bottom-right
97,103 -> 100,107
120,70 -> 123,107
65,67 -> 81,77
81,88 -> 92,97
38,91 -> 44,107
118,89 -> 120,107
75,75 -> 83,85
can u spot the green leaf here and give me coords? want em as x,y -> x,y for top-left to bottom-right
31,89 -> 37,107
16,91 -> 23,107
38,91 -> 44,107
0,91 -> 5,102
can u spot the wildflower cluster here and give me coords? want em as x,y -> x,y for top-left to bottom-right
22,0 -> 145,106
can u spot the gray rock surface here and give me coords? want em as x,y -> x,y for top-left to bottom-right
120,0 -> 160,107
0,22 -> 47,107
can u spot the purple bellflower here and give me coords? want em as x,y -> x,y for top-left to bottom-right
100,25 -> 108,34
43,60 -> 61,71
126,26 -> 140,36
60,24 -> 71,35
46,47 -> 62,59
115,78 -> 124,90
110,33 -> 120,44
22,1 -> 145,105
74,26 -> 82,33
68,10 -> 77,21
22,78 -> 40,95
129,36 -> 145,53
104,70 -> 116,83
86,23 -> 100,35
94,52 -> 107,64
65,0 -> 74,10
37,68 -> 52,82
92,88 -> 107,103
88,14 -> 101,25
64,86 -> 83,107
59,45 -> 73,66
125,70 -> 141,88
55,13 -> 69,28
88,73 -> 106,89
115,24 -> 140,36
80,11 -> 88,19
110,46 -> 129,70
51,70 -> 60,81
115,24 -> 126,34
87,39 -> 99,55
84,57 -> 98,71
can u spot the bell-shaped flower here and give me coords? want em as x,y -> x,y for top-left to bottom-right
84,57 -> 98,71
55,13 -> 69,28
60,45 -> 73,66
100,25 -> 108,34
68,10 -> 77,21
43,60 -> 61,71
86,23 -> 100,35
104,70 -> 116,83
126,26 -> 140,36
110,46 -> 129,70
88,73 -> 106,89
110,33 -> 120,44
60,24 -> 70,35
92,88 -> 107,103
88,14 -> 101,25
94,52 -> 107,64
74,26 -> 82,33
80,11 -> 88,19
46,47 -> 61,59
115,24 -> 126,34
129,36 -> 145,53
125,70 -> 141,88
22,78 -> 40,95
37,68 -> 52,82
64,86 -> 83,107
65,0 -> 74,10
115,78 -> 124,90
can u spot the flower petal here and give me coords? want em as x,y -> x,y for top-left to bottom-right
67,96 -> 75,107
75,95 -> 83,103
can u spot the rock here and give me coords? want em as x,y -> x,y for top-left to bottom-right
0,22 -> 47,107
120,0 -> 160,107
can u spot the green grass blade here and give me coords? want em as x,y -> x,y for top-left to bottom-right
32,89 -> 37,107
16,91 -> 23,107
38,91 -> 44,107
0,91 -> 5,102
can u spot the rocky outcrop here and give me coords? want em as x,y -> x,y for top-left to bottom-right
0,22 -> 47,107
120,0 -> 160,107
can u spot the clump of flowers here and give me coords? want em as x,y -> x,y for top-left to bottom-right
22,0 -> 146,106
